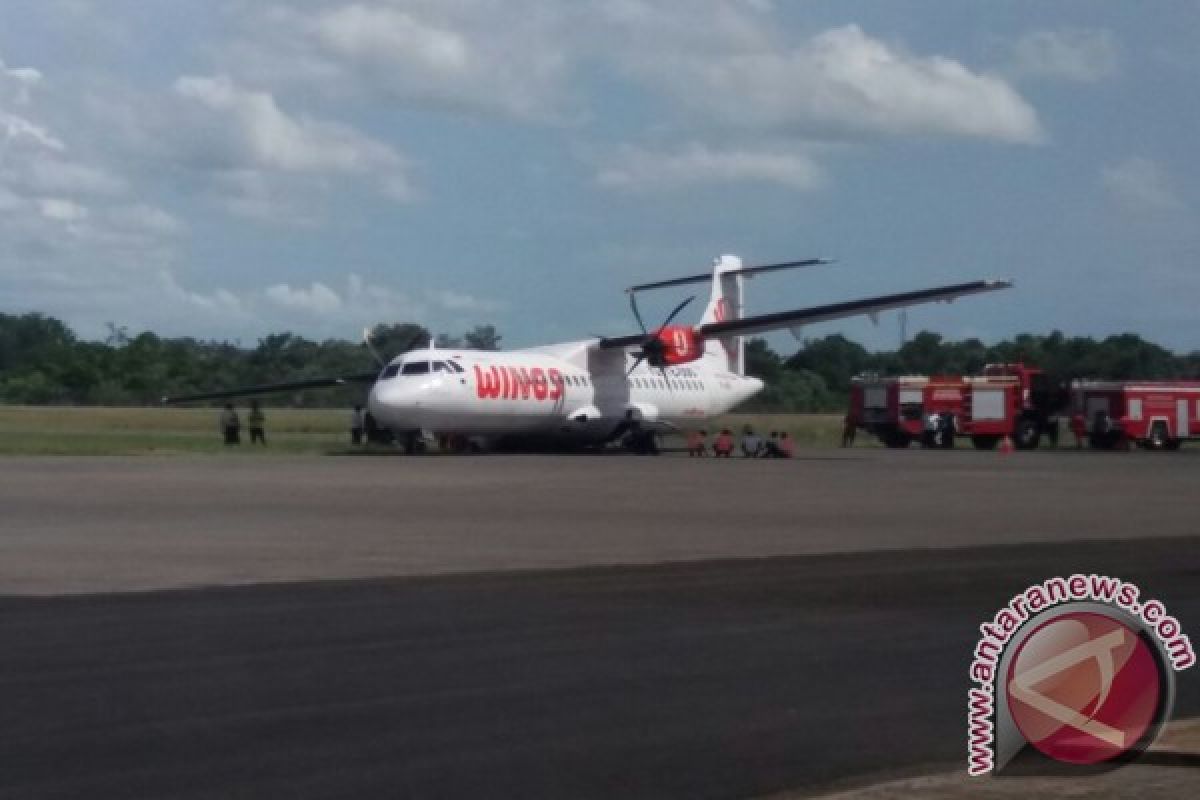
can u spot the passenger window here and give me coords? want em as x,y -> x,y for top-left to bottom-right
401,361 -> 430,375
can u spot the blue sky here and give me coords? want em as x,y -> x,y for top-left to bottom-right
1,1 -> 1197,352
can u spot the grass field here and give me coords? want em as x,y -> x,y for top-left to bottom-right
0,406 -> 858,456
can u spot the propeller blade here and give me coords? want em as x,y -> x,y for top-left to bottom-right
655,295 -> 695,334
362,327 -> 385,367
626,354 -> 645,377
628,291 -> 648,335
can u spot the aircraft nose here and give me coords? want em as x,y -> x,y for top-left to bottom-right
368,379 -> 442,429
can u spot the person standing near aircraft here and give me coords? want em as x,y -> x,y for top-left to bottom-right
247,400 -> 266,445
687,429 -> 707,457
350,404 -> 366,445
841,413 -> 856,447
219,403 -> 240,445
923,410 -> 942,448
779,431 -> 794,458
1070,413 -> 1086,449
713,429 -> 734,457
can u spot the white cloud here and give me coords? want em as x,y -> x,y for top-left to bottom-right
1,56 -> 42,104
596,142 -> 822,191
1,109 -> 64,150
227,1 -> 576,121
312,5 -> 471,75
1009,29 -> 1118,83
264,281 -> 345,315
108,204 -> 184,236
174,74 -> 405,175
602,11 -> 1042,144
430,288 -> 503,313
38,197 -> 89,222
24,159 -> 125,195
1101,157 -> 1183,212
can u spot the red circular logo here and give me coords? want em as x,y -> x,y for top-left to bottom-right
1006,612 -> 1162,765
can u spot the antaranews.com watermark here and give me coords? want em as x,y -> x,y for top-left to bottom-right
968,574 -> 1194,775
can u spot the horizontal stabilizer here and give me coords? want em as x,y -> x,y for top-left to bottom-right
627,258 -> 831,293
162,371 -> 378,404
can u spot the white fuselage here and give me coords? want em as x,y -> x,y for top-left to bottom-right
367,339 -> 762,442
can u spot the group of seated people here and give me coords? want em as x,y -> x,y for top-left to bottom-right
688,426 -> 793,458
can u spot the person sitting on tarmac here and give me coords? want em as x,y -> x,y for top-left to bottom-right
687,429 -> 708,457
763,431 -> 784,458
778,431 -> 794,458
740,426 -> 763,457
713,428 -> 734,457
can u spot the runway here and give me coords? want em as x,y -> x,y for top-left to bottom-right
2,450 -> 1199,594
1,451 -> 1198,798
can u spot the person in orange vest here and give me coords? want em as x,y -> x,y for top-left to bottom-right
713,428 -> 734,457
778,431 -> 794,458
687,429 -> 708,457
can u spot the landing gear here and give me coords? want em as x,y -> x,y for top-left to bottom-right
364,413 -> 395,445
623,429 -> 660,455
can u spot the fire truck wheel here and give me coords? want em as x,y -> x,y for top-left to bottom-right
971,435 -> 1000,450
1014,418 -> 1041,450
1148,423 -> 1169,450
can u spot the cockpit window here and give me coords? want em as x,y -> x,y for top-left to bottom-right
433,361 -> 451,373
446,360 -> 465,373
401,361 -> 430,375
381,364 -> 401,379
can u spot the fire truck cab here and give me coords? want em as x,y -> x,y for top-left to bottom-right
961,363 -> 1064,450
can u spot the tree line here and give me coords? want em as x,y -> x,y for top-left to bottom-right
1,311 -> 1197,410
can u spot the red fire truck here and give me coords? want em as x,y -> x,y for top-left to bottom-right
850,363 -> 1065,449
1070,381 -> 1200,449
850,374 -> 966,448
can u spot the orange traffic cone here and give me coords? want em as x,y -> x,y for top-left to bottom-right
1000,436 -> 1014,454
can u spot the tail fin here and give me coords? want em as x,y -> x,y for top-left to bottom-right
700,254 -> 745,375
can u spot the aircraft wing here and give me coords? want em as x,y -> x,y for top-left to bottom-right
598,279 -> 1011,348
161,371 -> 378,404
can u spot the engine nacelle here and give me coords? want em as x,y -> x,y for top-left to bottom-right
647,325 -> 703,367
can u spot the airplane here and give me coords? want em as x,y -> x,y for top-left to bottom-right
163,255 -> 1011,452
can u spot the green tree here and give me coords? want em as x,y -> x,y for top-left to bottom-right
369,323 -> 432,359
464,324 -> 502,350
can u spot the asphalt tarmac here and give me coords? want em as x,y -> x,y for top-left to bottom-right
1,451 -> 1198,798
